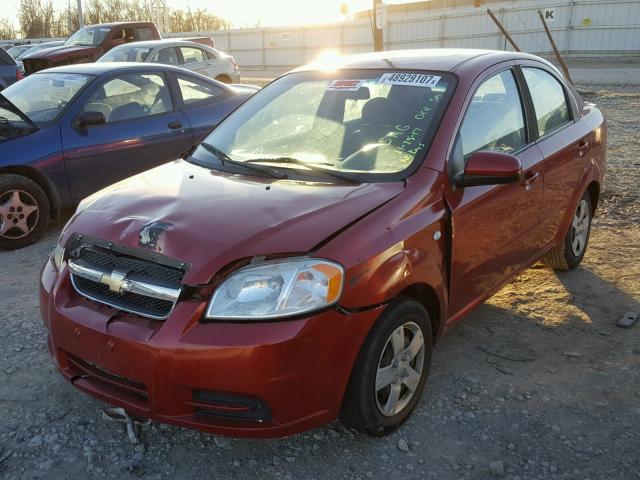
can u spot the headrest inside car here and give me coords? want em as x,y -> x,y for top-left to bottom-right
361,97 -> 401,125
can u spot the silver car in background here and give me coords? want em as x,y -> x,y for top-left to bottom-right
97,39 -> 240,83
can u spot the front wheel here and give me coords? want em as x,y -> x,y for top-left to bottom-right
340,299 -> 433,436
544,192 -> 592,271
0,174 -> 50,250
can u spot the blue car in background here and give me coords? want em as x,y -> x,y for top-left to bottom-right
0,46 -> 22,90
0,62 -> 253,249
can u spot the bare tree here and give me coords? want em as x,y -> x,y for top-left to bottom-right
6,0 -> 229,40
0,18 -> 17,39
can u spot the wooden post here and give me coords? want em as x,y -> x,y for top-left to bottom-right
373,0 -> 383,52
538,10 -> 573,84
487,8 -> 520,52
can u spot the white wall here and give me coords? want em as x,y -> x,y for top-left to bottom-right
165,0 -> 639,69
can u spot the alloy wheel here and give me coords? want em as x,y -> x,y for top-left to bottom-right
0,189 -> 40,239
570,199 -> 590,257
375,321 -> 425,416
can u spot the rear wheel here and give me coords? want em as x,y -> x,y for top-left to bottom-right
0,174 -> 50,250
544,192 -> 592,271
215,74 -> 231,84
341,299 -> 432,436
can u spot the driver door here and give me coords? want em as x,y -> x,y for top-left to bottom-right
62,71 -> 193,202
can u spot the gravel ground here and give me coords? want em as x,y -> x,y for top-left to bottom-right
1,87 -> 639,480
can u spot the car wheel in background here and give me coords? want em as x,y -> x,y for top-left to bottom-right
545,191 -> 592,271
215,74 -> 231,83
0,174 -> 50,250
341,298 -> 433,436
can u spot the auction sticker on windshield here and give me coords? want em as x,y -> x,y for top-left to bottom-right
379,73 -> 441,88
327,79 -> 365,91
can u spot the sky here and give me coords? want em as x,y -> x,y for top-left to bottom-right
2,0 -> 413,28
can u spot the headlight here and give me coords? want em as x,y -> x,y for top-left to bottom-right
52,243 -> 65,271
205,258 -> 344,320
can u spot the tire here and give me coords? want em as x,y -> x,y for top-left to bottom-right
340,298 -> 433,436
215,75 -> 231,84
0,174 -> 50,250
544,191 -> 592,271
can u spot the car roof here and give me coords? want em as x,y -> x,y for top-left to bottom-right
294,48 -> 546,74
83,21 -> 155,28
108,39 -> 214,49
39,62 -> 197,76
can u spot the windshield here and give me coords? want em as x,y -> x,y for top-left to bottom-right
65,26 -> 110,46
193,69 -> 454,182
7,45 -> 29,58
99,45 -> 153,63
1,72 -> 93,124
18,42 -> 63,59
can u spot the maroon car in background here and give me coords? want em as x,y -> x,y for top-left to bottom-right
22,21 -> 160,75
40,49 -> 606,438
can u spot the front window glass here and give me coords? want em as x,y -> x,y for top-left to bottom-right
194,69 -> 454,181
99,46 -> 153,63
65,26 -> 110,46
1,72 -> 93,124
150,48 -> 180,66
459,70 -> 526,158
82,73 -> 172,122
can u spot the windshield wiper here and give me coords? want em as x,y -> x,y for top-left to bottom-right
244,157 -> 360,184
199,143 -> 287,179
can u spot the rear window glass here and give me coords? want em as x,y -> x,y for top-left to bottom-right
135,27 -> 155,41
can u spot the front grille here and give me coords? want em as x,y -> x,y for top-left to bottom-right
69,243 -> 185,320
74,275 -> 175,318
79,247 -> 183,285
23,58 -> 51,75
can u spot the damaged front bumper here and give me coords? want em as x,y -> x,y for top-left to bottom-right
40,257 -> 383,438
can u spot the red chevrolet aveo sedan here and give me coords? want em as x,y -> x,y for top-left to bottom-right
40,49 -> 606,437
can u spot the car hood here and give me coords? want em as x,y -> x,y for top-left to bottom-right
24,44 -> 95,60
66,160 -> 404,283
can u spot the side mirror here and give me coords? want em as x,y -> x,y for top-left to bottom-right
455,150 -> 522,187
75,111 -> 106,129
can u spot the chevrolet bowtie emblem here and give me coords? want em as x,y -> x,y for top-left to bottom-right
99,269 -> 130,294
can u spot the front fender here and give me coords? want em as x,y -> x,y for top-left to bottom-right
316,169 -> 448,317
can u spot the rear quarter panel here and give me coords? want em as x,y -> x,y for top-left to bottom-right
183,93 -> 251,143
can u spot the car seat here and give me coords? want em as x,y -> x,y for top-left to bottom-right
344,97 -> 401,154
109,102 -> 146,122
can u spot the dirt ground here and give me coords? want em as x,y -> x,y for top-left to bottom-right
0,87 -> 639,480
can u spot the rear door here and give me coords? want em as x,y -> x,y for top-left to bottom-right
447,66 -> 545,319
178,46 -> 212,78
63,71 -> 193,201
519,64 -> 593,247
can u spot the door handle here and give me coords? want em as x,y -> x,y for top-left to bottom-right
168,121 -> 183,130
521,171 -> 540,187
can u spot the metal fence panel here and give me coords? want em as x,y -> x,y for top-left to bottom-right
22,0 -> 636,70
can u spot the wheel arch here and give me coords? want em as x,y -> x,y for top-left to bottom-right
395,283 -> 442,343
586,180 -> 600,216
0,166 -> 61,219
215,74 -> 231,83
